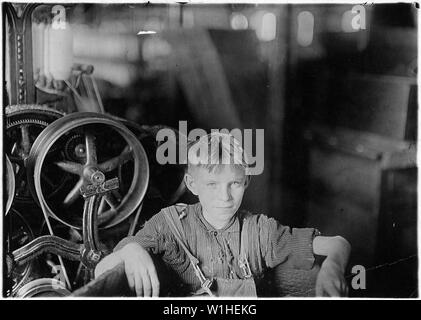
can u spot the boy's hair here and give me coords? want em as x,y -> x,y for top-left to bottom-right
187,132 -> 250,175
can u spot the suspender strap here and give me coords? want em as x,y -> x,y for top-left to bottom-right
163,207 -> 214,296
163,207 -> 194,260
239,215 -> 252,279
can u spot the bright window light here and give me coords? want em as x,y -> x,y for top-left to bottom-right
137,30 -> 156,35
297,11 -> 314,47
259,12 -> 276,41
230,12 -> 249,30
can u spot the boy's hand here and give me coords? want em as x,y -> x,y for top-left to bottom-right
313,235 -> 351,297
95,242 -> 160,297
315,259 -> 348,297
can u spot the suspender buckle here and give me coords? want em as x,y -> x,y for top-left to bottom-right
202,278 -> 213,288
239,258 -> 253,279
193,279 -> 215,297
192,263 -> 215,297
201,279 -> 215,297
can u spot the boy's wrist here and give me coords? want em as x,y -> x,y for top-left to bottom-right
118,242 -> 143,259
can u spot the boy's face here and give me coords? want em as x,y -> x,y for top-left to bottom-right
185,165 -> 248,228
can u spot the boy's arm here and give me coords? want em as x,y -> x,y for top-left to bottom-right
95,242 -> 159,297
113,212 -> 166,253
94,212 -> 166,297
312,236 -> 351,297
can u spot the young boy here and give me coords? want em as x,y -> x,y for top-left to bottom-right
95,132 -> 351,297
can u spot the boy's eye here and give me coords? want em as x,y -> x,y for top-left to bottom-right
207,182 -> 216,187
232,181 -> 242,186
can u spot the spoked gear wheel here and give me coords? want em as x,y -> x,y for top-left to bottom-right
5,155 -> 16,215
26,112 -> 150,230
4,105 -> 65,204
5,209 -> 35,296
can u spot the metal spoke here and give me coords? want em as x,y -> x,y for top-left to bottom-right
11,142 -> 18,156
111,189 -> 122,202
63,178 -> 84,206
41,173 -> 55,189
98,193 -> 119,225
20,125 -> 31,156
98,196 -> 106,215
55,161 -> 83,175
103,193 -> 119,211
85,133 -> 97,165
73,262 -> 84,287
98,146 -> 132,172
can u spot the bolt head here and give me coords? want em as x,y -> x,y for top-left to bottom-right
74,144 -> 86,158
92,171 -> 105,184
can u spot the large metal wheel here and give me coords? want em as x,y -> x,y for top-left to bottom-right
4,105 -> 65,204
26,112 -> 149,230
5,155 -> 15,215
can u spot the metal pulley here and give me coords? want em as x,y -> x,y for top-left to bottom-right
26,112 -> 150,230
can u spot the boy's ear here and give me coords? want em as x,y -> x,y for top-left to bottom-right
184,173 -> 198,196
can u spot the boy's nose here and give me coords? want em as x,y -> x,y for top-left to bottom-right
218,185 -> 232,201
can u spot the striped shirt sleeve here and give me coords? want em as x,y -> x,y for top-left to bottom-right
113,211 -> 167,254
255,214 -> 320,270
